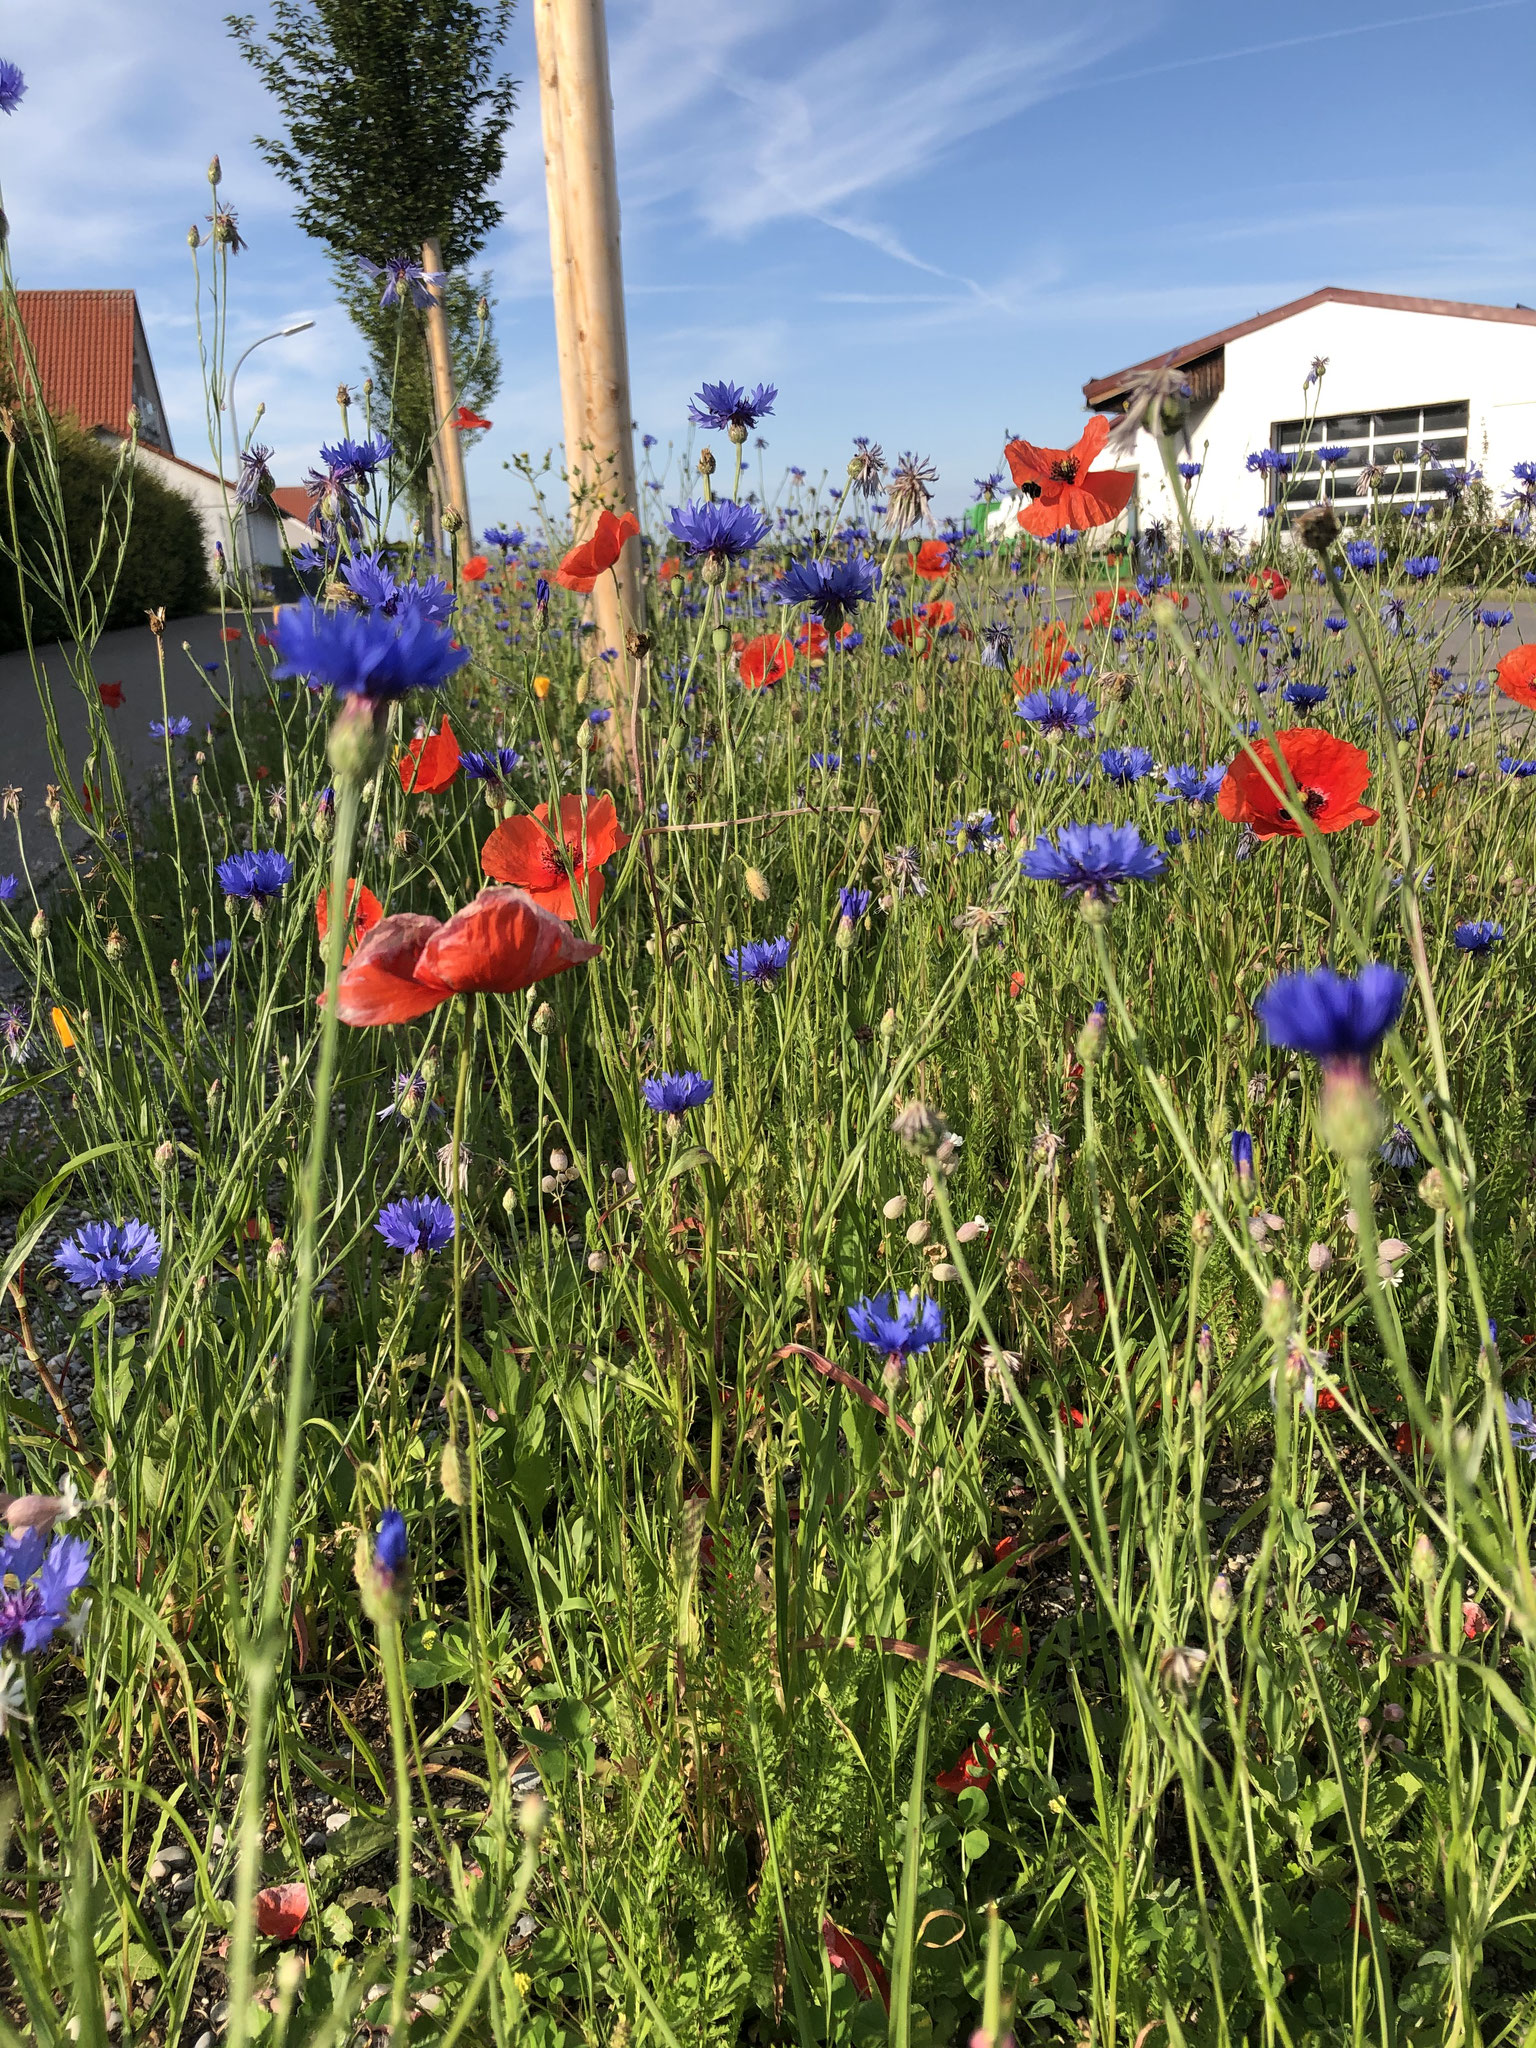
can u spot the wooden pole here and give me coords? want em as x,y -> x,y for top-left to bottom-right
533,0 -> 588,518
545,0 -> 645,660
420,234 -> 471,551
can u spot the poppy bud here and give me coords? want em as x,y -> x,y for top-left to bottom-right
711,624 -> 731,651
1411,1532 -> 1438,1583
187,223 -> 201,249
1208,1573 -> 1235,1626
669,575 -> 685,600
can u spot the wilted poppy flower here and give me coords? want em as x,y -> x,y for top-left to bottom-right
1217,727 -> 1378,839
98,681 -> 125,709
316,879 -> 384,963
912,538 -> 950,579
555,508 -> 640,593
935,1734 -> 997,1794
460,555 -> 489,583
335,887 -> 601,1025
399,719 -> 461,795
255,1883 -> 309,1940
481,793 -> 629,919
454,406 -> 492,431
1005,417 -> 1136,539
1495,644 -> 1536,709
821,1919 -> 889,2009
739,633 -> 794,689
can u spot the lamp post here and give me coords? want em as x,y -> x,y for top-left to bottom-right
222,319 -> 314,593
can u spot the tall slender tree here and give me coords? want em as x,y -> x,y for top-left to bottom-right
227,0 -> 517,522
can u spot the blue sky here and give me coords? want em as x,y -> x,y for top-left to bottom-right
5,0 -> 1535,525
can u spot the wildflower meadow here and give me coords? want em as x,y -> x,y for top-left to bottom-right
7,104 -> 1536,2048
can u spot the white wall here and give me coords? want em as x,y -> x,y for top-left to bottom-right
133,445 -> 310,579
1114,301 -> 1536,543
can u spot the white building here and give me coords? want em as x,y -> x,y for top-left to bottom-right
13,289 -> 311,586
1079,287 -> 1536,543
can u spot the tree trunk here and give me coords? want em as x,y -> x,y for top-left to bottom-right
421,234 -> 471,554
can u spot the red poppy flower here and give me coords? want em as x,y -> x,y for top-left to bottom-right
98,681 -> 125,708
1082,587 -> 1137,630
399,719 -> 461,795
935,1735 -> 998,1795
460,555 -> 489,583
1009,969 -> 1027,998
1004,415 -> 1136,539
1463,1600 -> 1490,1641
316,879 -> 384,964
658,555 -> 683,583
257,630 -> 273,648
739,633 -> 794,689
1217,727 -> 1379,839
255,1883 -> 309,1940
481,792 -> 629,920
1249,569 -> 1289,601
913,538 -> 950,579
1496,644 -> 1536,709
821,1919 -> 889,2009
1012,619 -> 1072,693
969,1607 -> 1025,1654
555,508 -> 640,594
335,887 -> 601,1025
222,626 -> 244,643
454,406 -> 492,431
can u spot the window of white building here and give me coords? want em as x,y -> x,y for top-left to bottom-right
1271,400 -> 1470,513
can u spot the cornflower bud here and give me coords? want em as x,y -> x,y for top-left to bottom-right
1191,1209 -> 1214,1248
443,507 -> 464,534
266,1238 -> 288,1271
531,1001 -> 555,1036
696,447 -> 716,476
1262,1279 -> 1294,1344
207,155 -> 221,185
1411,1533 -> 1437,1582
153,1141 -> 175,1171
29,910 -> 46,941
1418,1166 -> 1449,1210
1209,1573 -> 1235,1626
105,926 -> 125,962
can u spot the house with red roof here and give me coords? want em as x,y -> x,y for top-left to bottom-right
10,289 -> 310,583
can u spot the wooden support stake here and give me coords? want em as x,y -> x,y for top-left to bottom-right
421,233 -> 471,550
543,0 -> 645,663
534,0 -> 588,516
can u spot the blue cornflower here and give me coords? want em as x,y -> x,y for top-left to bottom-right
373,1509 -> 408,1578
769,554 -> 880,627
1323,615 -> 1347,634
847,1290 -> 946,1363
688,381 -> 777,433
726,936 -> 792,986
0,61 -> 25,115
1316,445 -> 1349,465
0,875 -> 17,903
1379,595 -> 1408,636
235,443 -> 274,511
0,1529 -> 90,1654
1099,747 -> 1156,783
837,886 -> 872,923
1499,755 -> 1536,777
340,552 -> 456,626
483,526 -> 523,553
1015,687 -> 1096,736
1453,920 -> 1504,953
1041,527 -> 1078,548
666,498 -> 769,566
1231,1129 -> 1254,1187
270,598 -> 469,702
1380,1122 -> 1419,1169
150,716 -> 193,738
641,1070 -> 714,1115
1245,449 -> 1293,474
314,435 -> 394,488
588,707 -> 612,725
535,576 -> 550,611
1283,682 -> 1330,709
55,1219 -> 161,1291
1479,606 -> 1514,629
216,849 -> 293,903
1020,822 -> 1167,902
947,810 -> 1001,855
1254,964 -> 1405,1071
1177,462 -> 1202,479
196,939 -> 233,983
460,747 -> 523,783
376,1195 -> 455,1257
358,255 -> 445,310
1158,763 -> 1227,805
979,624 -> 1013,671
809,752 -> 841,772
1344,541 -> 1380,571
1403,555 -> 1440,581
1505,1396 -> 1536,1458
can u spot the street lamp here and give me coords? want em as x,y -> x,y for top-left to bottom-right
224,319 -> 315,458
222,320 -> 314,593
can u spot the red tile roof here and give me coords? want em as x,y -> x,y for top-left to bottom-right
11,289 -> 139,437
1083,287 -> 1536,408
271,485 -> 313,522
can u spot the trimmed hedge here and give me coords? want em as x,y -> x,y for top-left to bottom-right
0,421 -> 212,653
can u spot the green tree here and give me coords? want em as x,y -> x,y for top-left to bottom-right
227,0 -> 517,520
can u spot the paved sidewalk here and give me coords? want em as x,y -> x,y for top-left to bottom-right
0,610 -> 269,865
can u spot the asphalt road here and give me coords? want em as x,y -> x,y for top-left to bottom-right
0,609 -> 268,876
